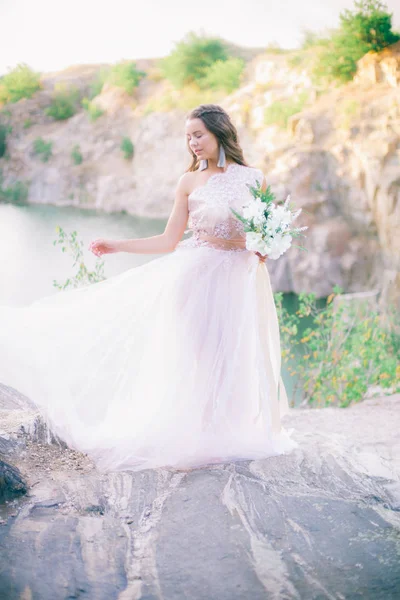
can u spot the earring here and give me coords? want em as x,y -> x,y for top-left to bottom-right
217,144 -> 226,168
199,159 -> 208,171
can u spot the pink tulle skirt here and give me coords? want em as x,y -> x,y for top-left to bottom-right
0,241 -> 298,471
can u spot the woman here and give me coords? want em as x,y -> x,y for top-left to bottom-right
0,104 -> 298,472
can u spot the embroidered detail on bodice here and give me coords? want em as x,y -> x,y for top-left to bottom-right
176,163 -> 263,254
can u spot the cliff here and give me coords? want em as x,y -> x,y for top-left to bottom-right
1,45 -> 399,298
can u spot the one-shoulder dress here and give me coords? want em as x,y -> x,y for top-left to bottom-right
0,162 -> 298,472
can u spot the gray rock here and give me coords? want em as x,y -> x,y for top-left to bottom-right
0,459 -> 27,502
0,384 -> 399,599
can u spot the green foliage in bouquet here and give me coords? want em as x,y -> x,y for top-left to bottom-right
230,180 -> 275,229
275,287 -> 400,407
52,226 -> 106,290
247,179 -> 276,205
230,180 -> 307,260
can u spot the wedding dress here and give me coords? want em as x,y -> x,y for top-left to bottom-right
0,162 -> 298,472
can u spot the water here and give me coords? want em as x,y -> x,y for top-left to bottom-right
0,202 -> 301,403
0,203 -> 166,306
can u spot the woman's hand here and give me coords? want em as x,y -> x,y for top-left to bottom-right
255,251 -> 268,263
88,238 -> 119,257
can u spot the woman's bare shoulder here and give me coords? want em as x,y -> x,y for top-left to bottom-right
177,170 -> 198,196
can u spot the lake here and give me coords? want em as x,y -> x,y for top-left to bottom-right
0,203 -> 168,306
0,201 -> 300,403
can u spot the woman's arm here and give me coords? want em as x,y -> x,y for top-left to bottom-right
89,174 -> 191,256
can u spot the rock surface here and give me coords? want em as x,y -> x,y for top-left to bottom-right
354,40 -> 400,88
0,383 -> 399,599
0,459 -> 27,502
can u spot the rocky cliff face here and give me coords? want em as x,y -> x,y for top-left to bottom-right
1,47 -> 399,298
223,47 -> 400,300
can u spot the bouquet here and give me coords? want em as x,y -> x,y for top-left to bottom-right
231,182 -> 307,260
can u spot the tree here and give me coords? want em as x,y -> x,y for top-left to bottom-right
158,32 -> 228,89
314,0 -> 400,83
0,63 -> 41,104
199,57 -> 245,93
107,61 -> 146,94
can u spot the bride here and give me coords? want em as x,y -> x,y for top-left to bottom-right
0,103 -> 298,472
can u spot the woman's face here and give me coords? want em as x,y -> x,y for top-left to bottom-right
185,118 -> 218,161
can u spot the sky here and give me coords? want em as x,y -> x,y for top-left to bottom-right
1,0 -> 400,76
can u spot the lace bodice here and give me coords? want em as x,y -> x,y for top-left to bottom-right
176,162 -> 263,253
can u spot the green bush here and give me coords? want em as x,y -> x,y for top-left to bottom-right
71,144 -> 83,165
199,57 -> 245,93
158,32 -> 229,89
81,97 -> 104,121
0,171 -> 28,204
120,137 -> 134,159
107,61 -> 146,94
287,54 -> 306,69
143,85 -> 221,114
23,118 -> 33,129
45,84 -> 80,120
85,63 -> 145,100
88,67 -> 110,99
0,123 -> 11,157
264,91 -> 309,128
0,63 -> 41,104
52,226 -> 106,290
33,137 -> 52,162
314,0 -> 400,83
275,287 -> 400,407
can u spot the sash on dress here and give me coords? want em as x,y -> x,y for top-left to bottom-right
256,261 -> 290,434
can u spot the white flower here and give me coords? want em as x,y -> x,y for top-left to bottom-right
291,208 -> 302,222
267,233 -> 292,259
234,192 -> 304,261
245,231 -> 269,254
269,205 -> 292,229
242,198 -> 265,224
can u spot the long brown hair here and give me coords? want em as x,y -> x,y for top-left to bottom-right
185,104 -> 250,172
